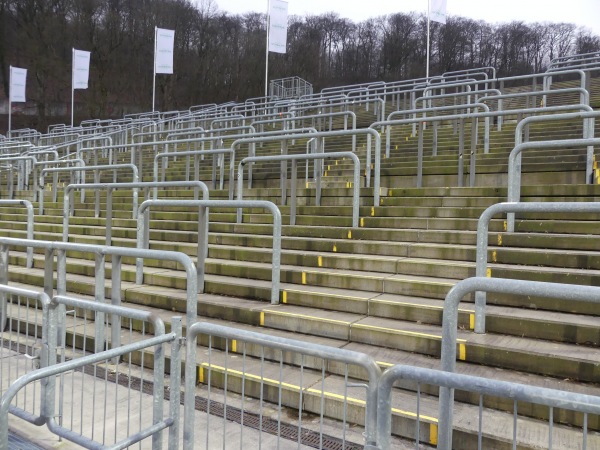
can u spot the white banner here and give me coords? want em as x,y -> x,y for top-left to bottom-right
73,49 -> 91,89
430,0 -> 447,24
155,27 -> 175,74
9,66 -> 27,103
268,0 -> 288,54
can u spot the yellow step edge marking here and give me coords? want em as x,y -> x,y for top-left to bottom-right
198,366 -> 204,384
201,363 -> 437,422
324,171 -> 328,177
395,145 -> 398,150
357,323 -> 466,342
333,244 -> 337,252
486,268 -> 492,278
282,291 -> 287,304
459,343 -> 467,361
391,407 -> 437,422
327,165 -> 330,171
347,230 -> 352,239
306,182 -> 309,189
231,340 -> 237,353
360,218 -> 365,227
265,309 -> 350,325
302,272 -> 307,284
492,250 -> 497,263
260,312 -> 265,326
374,298 -> 474,314
469,314 -> 475,330
371,207 -> 375,217
377,360 -> 394,368
503,221 -> 507,232
318,256 -> 323,267
498,234 -> 503,246
284,288 -> 366,301
301,269 -> 382,281
430,424 -> 438,445
405,136 -> 409,142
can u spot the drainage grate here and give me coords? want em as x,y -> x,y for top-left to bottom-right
87,364 -> 364,450
8,431 -> 46,450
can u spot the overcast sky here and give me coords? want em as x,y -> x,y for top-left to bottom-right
208,0 -> 600,35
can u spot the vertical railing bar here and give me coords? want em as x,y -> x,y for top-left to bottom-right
342,364 -> 349,450
222,338 -> 229,450
298,355 -> 305,450
415,382 -> 421,449
319,364 -> 325,450
103,357 -> 109,445
478,394 -> 483,450
512,399 -> 517,450
138,323 -> 146,450
206,335 -> 212,450
277,349 -> 283,450
582,412 -> 588,450
126,321 -> 133,441
240,342 -> 247,449
92,361 -> 97,442
114,353 -> 120,445
548,406 -> 553,450
259,346 -> 264,448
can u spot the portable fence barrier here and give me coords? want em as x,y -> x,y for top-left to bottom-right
0,237 -> 197,344
377,362 -> 600,450
182,321 -> 382,450
0,294 -> 183,450
439,277 -> 600,450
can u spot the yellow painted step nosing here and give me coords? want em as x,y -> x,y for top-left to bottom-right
199,363 -> 438,423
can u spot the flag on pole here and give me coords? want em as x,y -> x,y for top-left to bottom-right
9,67 -> 27,103
268,0 -> 289,54
430,0 -> 447,24
73,49 -> 91,89
155,28 -> 175,74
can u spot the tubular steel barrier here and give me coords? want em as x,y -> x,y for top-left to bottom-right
183,321 -> 382,450
0,200 -> 34,268
507,138 -> 600,232
0,311 -> 182,450
136,199 -> 281,304
475,201 -> 600,333
506,110 -> 599,231
0,286 -> 51,429
231,128 -> 382,205
377,363 -> 600,450
373,104 -> 593,189
237,152 -> 360,228
62,181 -> 210,245
439,277 -> 600,450
0,237 -> 197,342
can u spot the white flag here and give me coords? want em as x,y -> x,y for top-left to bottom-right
155,27 -> 175,74
73,49 -> 91,89
9,66 -> 27,103
268,0 -> 288,54
430,0 -> 447,24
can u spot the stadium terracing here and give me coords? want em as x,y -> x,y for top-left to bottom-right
0,52 -> 600,449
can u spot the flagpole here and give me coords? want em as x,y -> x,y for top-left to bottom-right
265,0 -> 270,99
426,0 -> 431,80
71,48 -> 75,127
8,66 -> 12,138
153,26 -> 157,112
